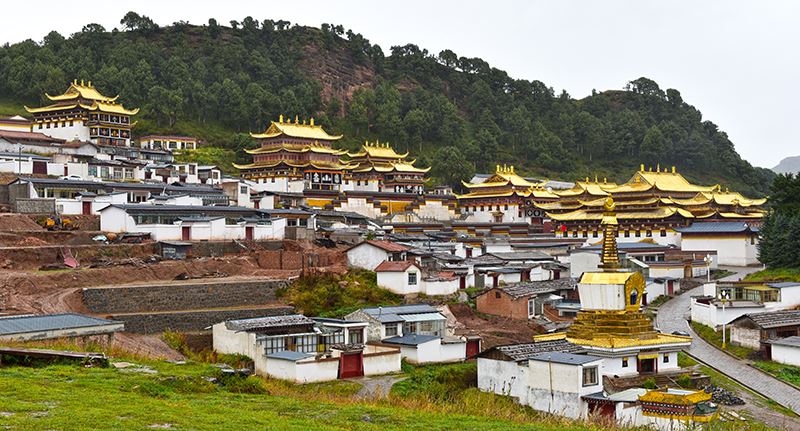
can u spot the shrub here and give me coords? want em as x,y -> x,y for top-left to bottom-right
279,269 -> 402,316
642,378 -> 657,389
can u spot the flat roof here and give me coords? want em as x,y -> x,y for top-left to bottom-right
382,334 -> 440,346
266,350 -> 315,361
767,336 -> 800,348
529,352 -> 602,366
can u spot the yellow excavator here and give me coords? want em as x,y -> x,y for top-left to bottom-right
42,213 -> 77,231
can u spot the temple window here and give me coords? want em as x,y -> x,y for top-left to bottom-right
630,289 -> 638,306
622,357 -> 629,368
635,230 -> 641,237
480,206 -> 484,211
504,204 -> 508,210
646,230 -> 653,237
592,231 -> 598,238
660,230 -> 667,237
663,354 -> 669,363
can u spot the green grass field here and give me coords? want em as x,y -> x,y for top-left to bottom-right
744,268 -> 800,283
0,359 -> 611,431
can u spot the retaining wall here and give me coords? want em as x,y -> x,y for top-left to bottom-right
83,279 -> 291,314
109,306 -> 295,333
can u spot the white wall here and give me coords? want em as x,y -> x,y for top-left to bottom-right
439,341 -> 467,363
347,244 -> 390,271
477,358 -> 529,403
771,344 -> 800,367
578,283 -> 627,311
363,345 -> 402,376
526,359 -> 602,419
415,200 -> 456,221
421,278 -> 459,296
681,236 -> 758,266
570,251 -> 601,278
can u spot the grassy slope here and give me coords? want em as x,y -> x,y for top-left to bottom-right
0,361 -> 600,431
744,268 -> 800,283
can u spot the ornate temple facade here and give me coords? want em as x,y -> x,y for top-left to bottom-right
235,116 -> 355,193
25,80 -> 139,146
347,140 -> 429,194
455,165 -> 558,224
544,165 -> 766,244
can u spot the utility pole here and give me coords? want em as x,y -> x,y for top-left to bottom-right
720,289 -> 730,349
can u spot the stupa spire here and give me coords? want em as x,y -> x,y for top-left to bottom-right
600,197 -> 620,269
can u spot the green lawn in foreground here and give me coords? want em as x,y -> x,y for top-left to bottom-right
0,361 -> 598,431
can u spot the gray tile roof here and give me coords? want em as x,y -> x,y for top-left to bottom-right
734,310 -> 800,329
0,313 -> 121,335
677,222 -> 758,234
225,314 -> 314,332
767,336 -> 800,348
529,352 -> 602,365
493,279 -> 577,299
382,334 -> 440,346
488,251 -> 554,261
491,339 -> 582,362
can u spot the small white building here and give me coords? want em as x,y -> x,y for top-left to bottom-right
212,314 -> 401,383
767,337 -> 800,367
691,282 -> 800,328
345,304 -> 479,363
346,240 -> 410,271
99,204 -> 287,241
374,260 -> 459,296
477,344 -> 604,420
677,222 -> 759,266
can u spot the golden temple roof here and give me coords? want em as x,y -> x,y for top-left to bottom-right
533,332 -> 692,350
45,79 -> 119,103
250,115 -> 342,140
555,178 -> 615,197
348,140 -> 409,159
25,80 -> 138,116
622,165 -> 716,193
547,206 -> 693,222
244,142 -> 348,156
233,159 -> 357,170
462,165 -> 539,189
639,388 -> 712,406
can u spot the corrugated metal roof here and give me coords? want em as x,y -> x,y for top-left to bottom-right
397,312 -> 446,323
361,304 -> 437,317
0,313 -> 121,335
767,336 -> 800,348
734,310 -> 800,329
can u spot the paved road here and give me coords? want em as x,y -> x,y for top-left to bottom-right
656,266 -> 800,415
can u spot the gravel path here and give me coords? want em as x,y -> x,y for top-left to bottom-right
352,375 -> 406,399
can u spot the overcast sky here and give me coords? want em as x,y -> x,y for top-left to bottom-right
2,1 -> 797,168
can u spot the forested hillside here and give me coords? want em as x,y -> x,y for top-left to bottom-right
0,12 -> 775,196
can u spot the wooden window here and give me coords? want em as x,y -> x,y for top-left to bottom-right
495,291 -> 501,299
622,357 -> 629,368
385,324 -> 398,337
408,272 -> 417,285
528,299 -> 535,318
582,366 -> 598,386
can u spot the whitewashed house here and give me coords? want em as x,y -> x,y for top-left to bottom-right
374,260 -> 459,296
212,314 -> 401,383
346,240 -> 410,271
766,337 -> 800,367
677,222 -> 759,266
345,304 -> 479,363
99,204 -> 287,241
691,282 -> 800,328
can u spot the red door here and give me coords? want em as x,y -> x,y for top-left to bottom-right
181,226 -> 191,241
339,352 -> 364,379
667,281 -> 674,296
553,270 -> 561,280
466,339 -> 480,358
82,201 -> 91,215
245,226 -> 254,241
459,276 -> 466,290
32,161 -> 47,174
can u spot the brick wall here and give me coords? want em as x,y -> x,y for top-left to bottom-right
83,279 -> 290,314
110,306 -> 294,333
476,288 -> 529,320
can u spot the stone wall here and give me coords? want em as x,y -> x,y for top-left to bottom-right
110,306 -> 294,333
83,279 -> 291,314
13,198 -> 55,214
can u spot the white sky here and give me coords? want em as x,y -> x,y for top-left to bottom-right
2,0 -> 797,168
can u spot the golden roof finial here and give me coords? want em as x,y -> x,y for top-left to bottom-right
594,175 -> 598,183
603,177 -> 607,184
310,117 -> 315,126
294,115 -> 299,124
81,79 -> 85,86
496,164 -> 501,173
585,177 -> 589,182
648,166 -> 653,172
302,119 -> 306,125
279,114 -> 284,123
87,81 -> 92,87
640,163 -> 644,171
73,79 -> 77,85
672,166 -> 676,173
657,163 -> 660,172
